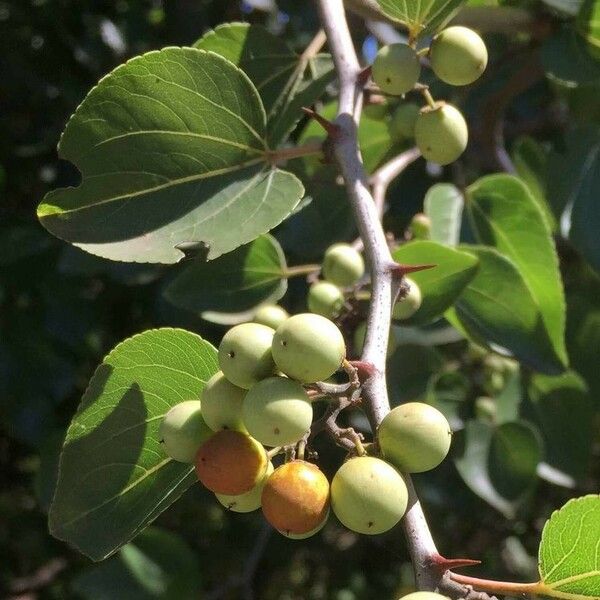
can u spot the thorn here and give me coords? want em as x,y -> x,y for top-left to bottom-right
348,360 -> 377,381
302,107 -> 340,139
429,553 -> 482,572
357,64 -> 372,86
391,262 -> 437,276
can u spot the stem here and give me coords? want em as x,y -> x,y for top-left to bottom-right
266,446 -> 283,460
267,139 -> 324,163
449,573 -> 543,596
283,264 -> 321,278
421,88 -> 437,109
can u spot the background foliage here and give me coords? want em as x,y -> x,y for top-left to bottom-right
1,0 -> 599,598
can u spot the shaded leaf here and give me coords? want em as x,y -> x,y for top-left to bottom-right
423,183 -> 464,246
577,0 -> 600,52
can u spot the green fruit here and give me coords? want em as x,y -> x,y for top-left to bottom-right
392,277 -> 422,320
308,281 -> 345,319
390,103 -> 420,140
243,376 -> 313,447
278,510 -> 329,539
353,321 -> 397,357
159,401 -> 212,463
399,592 -> 450,600
201,371 -> 247,432
372,43 -> 421,95
378,402 -> 452,473
322,243 -> 365,287
410,213 -> 431,239
253,305 -> 289,330
414,102 -> 468,165
272,314 -> 346,383
475,396 -> 497,423
429,26 -> 488,86
218,323 -> 276,389
331,456 -> 408,535
215,461 -> 274,513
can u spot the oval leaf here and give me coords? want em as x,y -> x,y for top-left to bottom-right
49,328 -> 218,561
466,174 -> 568,370
423,183 -> 464,246
391,240 -> 479,325
37,48 -> 303,264
538,495 -> 600,600
164,234 -> 287,322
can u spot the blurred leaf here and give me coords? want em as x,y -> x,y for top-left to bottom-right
453,246 -> 565,374
391,240 -> 479,326
576,0 -> 600,52
34,429 -> 67,513
494,370 -> 522,424
49,328 -> 218,561
164,234 -> 287,323
37,48 -> 303,264
466,174 -> 568,371
0,223 -> 55,265
423,183 -> 463,246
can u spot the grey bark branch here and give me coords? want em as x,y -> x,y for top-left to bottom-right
315,3 -> 495,599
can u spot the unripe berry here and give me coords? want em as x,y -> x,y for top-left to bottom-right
272,313 -> 346,383
253,304 -> 289,330
201,371 -> 247,433
392,277 -> 422,320
331,456 -> 408,535
429,26 -> 488,86
243,376 -> 313,447
414,102 -> 468,165
159,401 -> 213,463
218,323 -> 276,389
195,430 -> 268,495
278,510 -> 329,539
215,461 -> 274,513
399,593 -> 451,600
390,102 -> 421,140
410,213 -> 431,239
372,43 -> 421,95
322,243 -> 365,287
378,402 -> 452,473
308,281 -> 345,319
261,460 -> 330,535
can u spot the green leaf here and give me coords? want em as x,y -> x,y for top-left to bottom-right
528,371 -> 595,484
49,328 -> 218,561
577,0 -> 600,52
373,0 -> 466,37
164,234 -> 287,324
538,495 -> 600,600
423,183 -> 464,246
194,23 -> 334,146
453,246 -> 564,373
466,174 -> 568,370
391,240 -> 479,325
37,48 -> 304,264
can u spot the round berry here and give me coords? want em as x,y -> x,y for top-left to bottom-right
201,371 -> 247,433
322,244 -> 365,287
159,401 -> 212,463
272,314 -> 346,383
253,304 -> 289,330
242,376 -> 313,447
308,281 -> 345,319
400,593 -> 450,600
414,102 -> 468,165
278,510 -> 329,539
372,43 -> 421,95
218,323 -> 276,389
261,461 -> 330,535
215,461 -> 274,513
390,102 -> 421,140
429,26 -> 488,86
392,277 -> 422,320
410,213 -> 431,239
331,456 -> 408,535
377,402 -> 452,473
195,430 -> 268,495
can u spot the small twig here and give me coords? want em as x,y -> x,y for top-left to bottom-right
283,263 -> 321,278
341,358 -> 361,389
267,140 -> 324,164
309,380 -> 354,396
9,558 -> 68,594
300,28 -> 327,62
266,446 -> 283,460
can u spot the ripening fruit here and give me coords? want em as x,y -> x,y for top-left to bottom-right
414,102 -> 468,165
322,243 -> 365,287
243,376 -> 313,447
261,461 -> 330,535
159,401 -> 212,463
399,592 -> 451,600
392,277 -> 422,320
201,371 -> 247,433
272,313 -> 346,383
390,102 -> 421,140
429,26 -> 488,86
195,430 -> 268,495
218,323 -> 276,389
215,461 -> 274,513
331,456 -> 408,535
308,281 -> 345,319
278,510 -> 329,539
372,43 -> 421,95
378,402 -> 452,473
253,304 -> 289,330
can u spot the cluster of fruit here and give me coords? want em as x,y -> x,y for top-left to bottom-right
158,247 -> 451,539
371,26 -> 488,165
